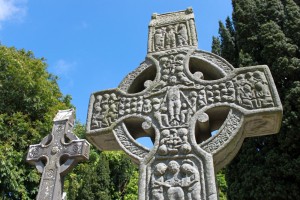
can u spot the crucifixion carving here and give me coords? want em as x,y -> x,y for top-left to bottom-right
27,109 -> 90,200
86,8 -> 282,200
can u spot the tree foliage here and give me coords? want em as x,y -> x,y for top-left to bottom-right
0,45 -> 72,199
64,124 -> 138,200
0,45 -> 138,199
212,0 -> 300,199
216,170 -> 228,200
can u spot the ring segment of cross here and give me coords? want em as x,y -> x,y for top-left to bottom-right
27,109 -> 90,200
86,8 -> 282,200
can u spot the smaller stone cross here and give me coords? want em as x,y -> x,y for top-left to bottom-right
27,109 -> 90,200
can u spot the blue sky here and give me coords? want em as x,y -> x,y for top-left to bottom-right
0,0 -> 232,129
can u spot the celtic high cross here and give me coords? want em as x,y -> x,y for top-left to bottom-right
27,109 -> 90,200
86,8 -> 282,200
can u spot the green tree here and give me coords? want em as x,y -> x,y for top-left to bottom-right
64,124 -> 138,200
0,45 -> 71,199
0,45 -> 137,199
212,0 -> 300,199
64,124 -> 112,200
212,36 -> 221,56
123,170 -> 139,200
104,151 -> 138,199
216,170 -> 228,200
219,17 -> 237,66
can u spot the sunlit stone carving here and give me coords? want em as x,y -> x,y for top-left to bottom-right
86,8 -> 282,200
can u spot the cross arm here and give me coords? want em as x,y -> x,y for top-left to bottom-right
27,134 -> 53,173
86,88 -> 152,163
62,140 -> 90,160
196,65 -> 282,171
202,65 -> 282,134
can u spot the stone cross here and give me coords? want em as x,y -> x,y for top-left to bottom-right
27,109 -> 90,200
86,8 -> 282,200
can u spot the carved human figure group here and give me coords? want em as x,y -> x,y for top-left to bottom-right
154,23 -> 189,51
152,160 -> 200,200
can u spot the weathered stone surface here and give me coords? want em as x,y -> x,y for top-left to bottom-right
86,8 -> 282,200
27,109 -> 90,200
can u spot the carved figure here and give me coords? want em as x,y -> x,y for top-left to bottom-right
101,103 -> 110,126
252,71 -> 274,108
226,81 -> 235,102
106,94 -> 118,124
152,98 -> 169,127
193,71 -> 204,80
144,80 -> 153,88
181,163 -> 201,200
165,25 -> 176,49
154,28 -> 165,51
143,99 -> 152,113
166,161 -> 184,200
165,76 -> 182,125
174,54 -> 185,72
235,75 -> 254,108
206,85 -> 214,104
177,128 -> 191,154
180,103 -> 189,124
177,24 -> 188,46
169,129 -> 182,153
92,95 -> 103,128
198,89 -> 207,106
152,163 -> 168,200
158,129 -> 171,155
178,72 -> 194,86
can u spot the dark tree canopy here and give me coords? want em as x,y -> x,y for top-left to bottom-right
212,0 -> 300,199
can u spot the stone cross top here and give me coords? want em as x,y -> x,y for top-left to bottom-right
27,109 -> 90,200
86,8 -> 282,200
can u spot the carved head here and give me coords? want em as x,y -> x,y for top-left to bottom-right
162,74 -> 169,81
190,91 -> 197,97
168,161 -> 180,173
155,28 -> 162,35
174,54 -> 185,65
253,71 -> 263,81
181,163 -> 194,174
178,23 -> 186,30
110,93 -> 117,101
169,76 -> 177,85
152,98 -> 161,110
177,128 -> 188,137
154,163 -> 168,176
96,95 -> 102,101
193,71 -> 204,80
161,129 -> 170,137
166,25 -> 174,32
